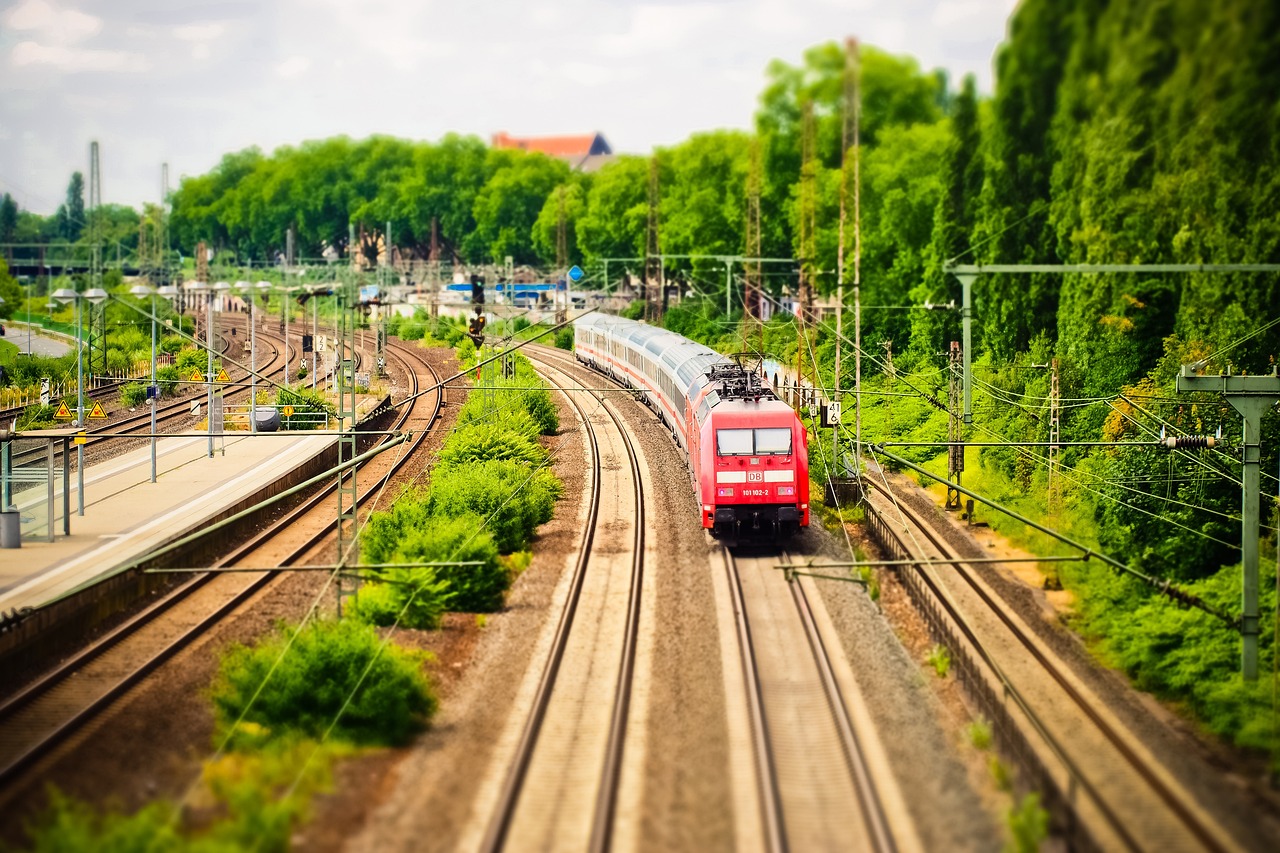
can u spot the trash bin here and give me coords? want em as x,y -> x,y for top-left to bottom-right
0,510 -> 19,549
254,407 -> 282,432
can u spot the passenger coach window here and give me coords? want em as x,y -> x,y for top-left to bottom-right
716,428 -> 792,456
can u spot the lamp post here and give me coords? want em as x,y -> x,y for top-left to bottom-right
237,280 -> 272,432
185,280 -> 229,458
51,285 -> 108,515
129,284 -> 177,481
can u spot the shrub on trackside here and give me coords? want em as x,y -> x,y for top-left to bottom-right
274,385 -> 335,429
439,421 -> 548,467
210,618 -> 436,748
120,382 -> 148,407
423,460 -> 561,553
360,511 -> 508,613
19,738 -> 347,852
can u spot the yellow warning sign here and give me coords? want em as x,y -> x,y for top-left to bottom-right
189,370 -> 203,382
281,405 -> 295,418
216,368 -> 230,382
88,401 -> 108,420
54,401 -> 72,420
74,431 -> 87,445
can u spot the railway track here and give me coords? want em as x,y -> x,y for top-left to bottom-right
479,350 -> 646,852
0,337 -> 443,795
719,546 -> 900,853
862,480 -> 1239,852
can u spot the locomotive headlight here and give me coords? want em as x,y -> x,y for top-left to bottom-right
716,487 -> 735,498
776,485 -> 795,496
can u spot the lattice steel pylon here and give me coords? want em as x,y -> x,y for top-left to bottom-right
645,157 -> 662,323
745,139 -> 763,354
336,280 -> 360,614
946,341 -> 964,510
796,99 -> 817,399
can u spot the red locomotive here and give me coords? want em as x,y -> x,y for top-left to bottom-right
574,314 -> 809,540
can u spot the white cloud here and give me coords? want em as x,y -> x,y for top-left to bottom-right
593,3 -> 725,59
3,0 -> 101,44
276,55 -> 311,78
173,23 -> 227,42
10,40 -> 149,73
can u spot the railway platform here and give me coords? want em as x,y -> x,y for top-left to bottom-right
0,431 -> 338,614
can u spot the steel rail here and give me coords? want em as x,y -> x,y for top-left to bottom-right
478,353 -> 605,852
587,360 -> 647,853
720,547 -> 789,853
783,549 -> 897,853
0,337 -> 442,790
864,492 -> 1231,852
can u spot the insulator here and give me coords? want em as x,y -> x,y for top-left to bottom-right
1162,436 -> 1216,449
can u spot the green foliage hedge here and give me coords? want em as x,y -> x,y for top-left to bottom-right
424,460 -> 562,553
439,422 -> 548,467
361,511 -> 508,612
210,618 -> 437,747
354,344 -> 563,618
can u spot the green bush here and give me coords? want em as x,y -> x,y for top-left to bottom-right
554,326 -> 574,351
621,300 -> 646,320
16,790 -> 182,852
16,404 -> 58,430
439,422 -> 548,467
174,347 -> 206,371
156,364 -> 180,397
424,459 -> 561,552
512,317 -> 531,333
120,382 -> 147,407
159,335 -> 185,354
210,618 -> 436,747
350,571 -> 448,630
274,385 -> 335,429
522,387 -> 559,435
362,510 -> 508,612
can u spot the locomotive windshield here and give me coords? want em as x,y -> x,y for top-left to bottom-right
716,428 -> 792,456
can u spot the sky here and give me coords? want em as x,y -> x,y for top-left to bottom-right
0,0 -> 1018,216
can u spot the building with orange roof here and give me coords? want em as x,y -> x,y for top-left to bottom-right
491,131 -> 614,172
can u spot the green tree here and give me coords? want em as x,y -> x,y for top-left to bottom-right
56,171 -> 86,241
0,193 -> 17,243
533,179 -> 588,267
577,155 -> 649,266
468,150 -> 569,264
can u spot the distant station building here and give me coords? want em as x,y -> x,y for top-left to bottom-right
491,131 -> 614,172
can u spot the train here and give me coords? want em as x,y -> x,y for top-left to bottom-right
573,313 -> 810,540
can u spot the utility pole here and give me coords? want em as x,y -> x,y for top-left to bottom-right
88,141 -> 104,382
834,37 -> 859,474
1048,358 -> 1060,509
160,163 -> 171,287
883,339 -> 894,439
557,186 -> 568,325
745,140 -> 763,353
1175,365 -> 1280,680
645,158 -> 661,323
336,279 -> 359,613
797,99 -> 817,402
946,341 -> 963,511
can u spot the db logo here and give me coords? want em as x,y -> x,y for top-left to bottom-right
747,471 -> 763,482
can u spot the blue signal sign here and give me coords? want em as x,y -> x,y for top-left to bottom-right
567,265 -> 584,282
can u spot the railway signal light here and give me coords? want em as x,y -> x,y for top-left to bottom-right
471,274 -> 485,309
468,314 -> 486,346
